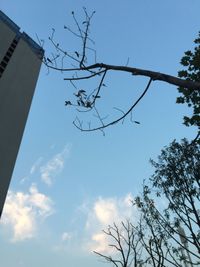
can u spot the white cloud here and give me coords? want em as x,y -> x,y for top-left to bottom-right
62,232 -> 72,241
93,198 -> 119,225
40,145 -> 70,186
91,232 -> 111,253
83,193 -> 138,253
85,194 -> 134,230
1,184 -> 53,242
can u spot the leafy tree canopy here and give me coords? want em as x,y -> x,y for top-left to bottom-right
177,32 -> 200,131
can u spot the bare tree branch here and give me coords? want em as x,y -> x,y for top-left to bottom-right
73,78 -> 153,132
44,9 -> 200,136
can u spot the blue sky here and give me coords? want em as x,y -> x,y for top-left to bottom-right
0,1 -> 200,266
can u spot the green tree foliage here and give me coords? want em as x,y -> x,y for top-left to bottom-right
135,139 -> 200,266
177,32 -> 200,130
95,139 -> 200,266
143,139 -> 199,260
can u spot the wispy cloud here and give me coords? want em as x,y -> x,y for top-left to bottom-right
30,157 -> 43,175
53,231 -> 74,252
20,157 -> 44,185
40,145 -> 70,186
80,194 -> 138,253
1,184 -> 54,242
20,145 -> 71,186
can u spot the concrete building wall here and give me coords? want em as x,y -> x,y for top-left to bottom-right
0,12 -> 43,217
0,20 -> 18,62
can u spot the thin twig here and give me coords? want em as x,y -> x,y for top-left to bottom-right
73,78 -> 153,132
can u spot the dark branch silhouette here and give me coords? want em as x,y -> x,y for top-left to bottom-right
73,78 -> 152,132
42,9 -> 200,138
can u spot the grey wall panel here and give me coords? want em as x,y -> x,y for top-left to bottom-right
0,22 -> 43,217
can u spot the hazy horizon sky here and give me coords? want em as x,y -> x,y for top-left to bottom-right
0,1 -> 200,266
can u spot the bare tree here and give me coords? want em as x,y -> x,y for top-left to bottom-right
41,9 -> 200,138
93,220 -> 146,267
93,217 -> 184,267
